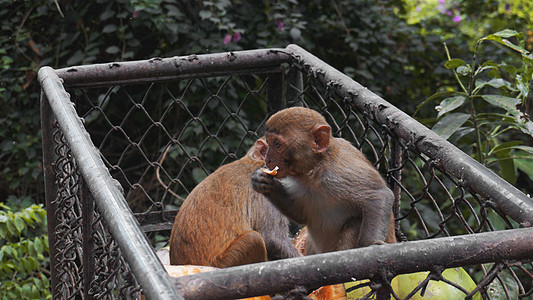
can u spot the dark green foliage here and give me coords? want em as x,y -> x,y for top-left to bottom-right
417,29 -> 533,192
0,0 -> 427,203
0,198 -> 50,299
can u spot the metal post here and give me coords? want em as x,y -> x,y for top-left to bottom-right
390,138 -> 405,241
267,71 -> 286,115
81,181 -> 95,299
40,91 -> 61,298
286,67 -> 304,106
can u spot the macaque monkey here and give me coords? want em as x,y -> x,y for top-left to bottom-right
169,138 -> 301,268
252,107 -> 396,255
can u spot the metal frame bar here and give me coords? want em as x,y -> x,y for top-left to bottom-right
40,91 -> 60,297
170,227 -> 533,299
54,48 -> 292,88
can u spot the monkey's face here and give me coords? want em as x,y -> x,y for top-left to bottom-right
264,133 -> 291,178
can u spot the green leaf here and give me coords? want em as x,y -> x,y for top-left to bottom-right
485,29 -> 522,39
30,285 -> 40,299
13,215 -> 25,233
513,145 -> 533,154
444,58 -> 466,69
481,95 -> 521,113
475,61 -> 499,77
482,30 -> 533,60
431,113 -> 471,140
102,24 -> 117,33
474,78 -> 513,93
100,10 -> 115,21
415,91 -> 461,116
33,236 -> 43,255
199,10 -> 212,20
485,264 -> 519,299
105,46 -> 120,54
21,283 -> 31,298
495,147 -> 516,184
448,127 -> 474,144
516,74 -> 528,97
6,218 -> 16,236
66,50 -> 84,66
437,96 -> 465,119
290,27 -> 302,40
490,141 -> 523,155
456,65 -> 471,76
515,154 -> 533,182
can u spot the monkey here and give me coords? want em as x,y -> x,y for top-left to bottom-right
251,107 -> 396,256
169,138 -> 301,268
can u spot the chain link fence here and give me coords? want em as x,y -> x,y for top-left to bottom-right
39,45 -> 533,299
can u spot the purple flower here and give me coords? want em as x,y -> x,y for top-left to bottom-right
132,11 -> 139,19
233,32 -> 241,42
505,4 -> 511,11
224,34 -> 232,45
438,0 -> 445,4
276,19 -> 284,31
453,15 -> 462,22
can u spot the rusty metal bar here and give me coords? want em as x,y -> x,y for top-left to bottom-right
54,49 -> 292,88
266,71 -> 286,115
40,91 -> 60,298
171,227 -> 533,300
286,67 -> 304,106
285,44 -> 533,226
81,182 -> 95,299
38,66 -> 182,300
390,139 -> 404,241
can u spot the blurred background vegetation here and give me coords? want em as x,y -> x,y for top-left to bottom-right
0,0 -> 532,297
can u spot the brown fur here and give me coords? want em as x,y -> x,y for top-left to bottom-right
169,139 -> 300,268
252,107 -> 396,255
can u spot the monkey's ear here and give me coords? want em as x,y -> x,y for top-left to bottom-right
253,138 -> 268,160
312,125 -> 331,154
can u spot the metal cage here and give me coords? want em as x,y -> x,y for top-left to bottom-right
38,45 -> 533,300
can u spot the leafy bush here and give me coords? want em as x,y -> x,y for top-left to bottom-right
417,29 -> 533,189
0,198 -> 50,299
0,0 -> 427,203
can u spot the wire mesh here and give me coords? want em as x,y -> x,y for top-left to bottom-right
48,123 -> 142,299
41,48 -> 533,299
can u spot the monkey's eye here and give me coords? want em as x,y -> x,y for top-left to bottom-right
272,139 -> 282,149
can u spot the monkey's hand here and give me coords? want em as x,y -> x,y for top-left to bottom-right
251,168 -> 279,195
252,169 -> 307,225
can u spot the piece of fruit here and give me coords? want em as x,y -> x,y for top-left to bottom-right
308,284 -> 347,300
392,267 -> 481,299
261,166 -> 279,176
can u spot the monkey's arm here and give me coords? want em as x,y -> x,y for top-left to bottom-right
355,187 -> 395,247
251,169 -> 307,224
263,234 -> 302,260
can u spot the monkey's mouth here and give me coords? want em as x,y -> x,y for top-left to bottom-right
261,166 -> 279,176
